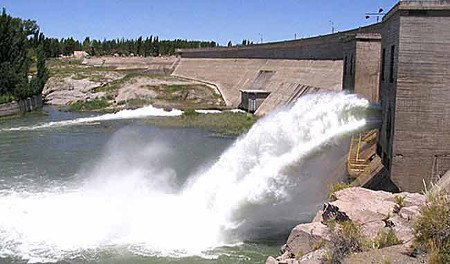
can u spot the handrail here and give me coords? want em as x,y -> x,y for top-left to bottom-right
347,129 -> 378,176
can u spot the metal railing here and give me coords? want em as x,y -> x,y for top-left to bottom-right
347,130 -> 378,177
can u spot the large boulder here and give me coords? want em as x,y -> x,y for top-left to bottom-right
282,222 -> 329,257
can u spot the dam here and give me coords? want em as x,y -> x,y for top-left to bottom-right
174,0 -> 450,193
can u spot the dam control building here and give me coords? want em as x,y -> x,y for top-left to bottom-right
175,0 -> 450,192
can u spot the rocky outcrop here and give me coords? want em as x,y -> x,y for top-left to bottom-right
43,59 -> 225,109
43,76 -> 106,105
266,187 -> 426,264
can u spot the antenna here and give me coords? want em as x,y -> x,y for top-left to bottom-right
365,7 -> 386,22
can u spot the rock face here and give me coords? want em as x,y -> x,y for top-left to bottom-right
266,187 -> 426,264
43,76 -> 107,105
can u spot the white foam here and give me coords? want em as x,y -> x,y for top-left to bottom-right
195,109 -> 222,114
0,92 -> 369,263
2,105 -> 183,131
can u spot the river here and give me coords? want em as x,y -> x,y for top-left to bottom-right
0,93 -> 369,263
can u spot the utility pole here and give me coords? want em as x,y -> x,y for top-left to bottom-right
365,8 -> 386,22
258,33 -> 263,44
329,20 -> 335,34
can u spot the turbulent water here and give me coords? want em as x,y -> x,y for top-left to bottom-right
0,105 -> 183,132
0,92 -> 369,263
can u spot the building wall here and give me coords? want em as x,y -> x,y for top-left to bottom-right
342,34 -> 381,102
390,10 -> 450,191
354,37 -> 381,102
377,12 -> 401,188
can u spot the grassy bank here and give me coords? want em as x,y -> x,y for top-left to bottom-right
69,98 -> 111,111
144,111 -> 257,136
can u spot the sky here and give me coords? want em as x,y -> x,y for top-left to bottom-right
1,0 -> 398,45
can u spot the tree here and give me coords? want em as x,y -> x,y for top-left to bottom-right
227,41 -> 232,47
30,43 -> 48,95
0,8 -> 39,99
136,36 -> 143,56
82,37 -> 91,53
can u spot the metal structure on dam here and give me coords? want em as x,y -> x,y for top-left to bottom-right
176,0 -> 450,193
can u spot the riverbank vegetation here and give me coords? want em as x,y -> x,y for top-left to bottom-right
413,187 -> 450,263
0,9 -> 48,104
69,98 -> 111,112
144,112 -> 257,136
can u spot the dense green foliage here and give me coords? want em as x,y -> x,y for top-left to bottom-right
41,36 -> 217,58
0,9 -> 47,102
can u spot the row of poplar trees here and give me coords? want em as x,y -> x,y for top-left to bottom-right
42,37 -> 218,58
0,9 -> 48,101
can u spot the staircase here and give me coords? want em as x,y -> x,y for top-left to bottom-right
347,130 -> 378,179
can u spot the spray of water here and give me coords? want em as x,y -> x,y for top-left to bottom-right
0,92 -> 369,263
1,105 -> 182,131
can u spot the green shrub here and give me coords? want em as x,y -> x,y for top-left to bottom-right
413,187 -> 450,264
323,221 -> 365,263
312,239 -> 327,251
328,182 -> 352,201
0,93 -> 16,104
69,98 -> 110,111
371,228 -> 402,249
164,84 -> 184,93
144,112 -> 257,136
182,108 -> 199,117
393,195 -> 406,213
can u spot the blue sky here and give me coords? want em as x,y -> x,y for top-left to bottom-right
1,0 -> 398,45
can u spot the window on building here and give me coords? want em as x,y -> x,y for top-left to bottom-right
381,48 -> 386,82
389,45 -> 395,83
350,54 -> 354,76
343,56 -> 347,75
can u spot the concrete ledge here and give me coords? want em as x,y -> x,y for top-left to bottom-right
0,94 -> 43,117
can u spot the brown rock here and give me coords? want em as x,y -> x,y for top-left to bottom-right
299,248 -> 326,264
284,222 -> 329,257
266,256 -> 278,264
279,259 -> 299,264
330,187 -> 425,240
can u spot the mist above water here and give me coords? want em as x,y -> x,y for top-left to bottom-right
0,92 -> 369,263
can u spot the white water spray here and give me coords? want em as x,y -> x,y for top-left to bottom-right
1,105 -> 182,131
0,93 -> 369,263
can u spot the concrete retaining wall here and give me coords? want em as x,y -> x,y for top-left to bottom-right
0,94 -> 43,117
172,58 -> 343,115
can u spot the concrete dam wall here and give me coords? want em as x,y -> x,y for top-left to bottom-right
172,58 -> 343,115
178,24 -> 382,61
